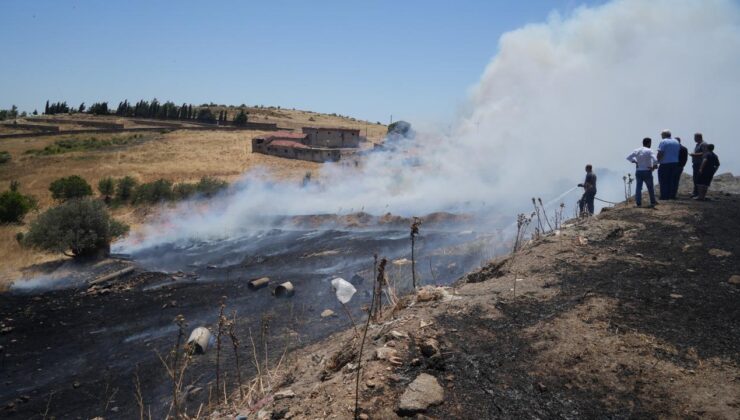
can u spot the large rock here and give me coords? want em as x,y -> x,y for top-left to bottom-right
729,275 -> 740,285
397,373 -> 444,415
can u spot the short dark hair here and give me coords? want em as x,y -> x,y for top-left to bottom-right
585,164 -> 592,171
642,137 -> 652,146
695,132 -> 703,142
707,144 -> 715,151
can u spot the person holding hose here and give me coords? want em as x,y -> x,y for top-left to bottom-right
578,164 -> 597,215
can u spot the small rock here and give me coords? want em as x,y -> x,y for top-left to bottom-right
669,293 -> 683,299
375,347 -> 398,361
397,373 -> 444,415
708,248 -> 732,258
359,414 -> 369,420
73,381 -> 81,389
537,382 -> 547,392
320,309 -> 335,318
366,380 -> 376,388
110,406 -> 119,412
635,253 -> 644,258
274,388 -> 296,400
389,330 -> 408,340
386,340 -> 397,348
728,275 -> 740,285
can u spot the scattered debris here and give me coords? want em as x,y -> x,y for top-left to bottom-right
187,327 -> 212,354
708,248 -> 732,258
274,282 -> 295,298
247,277 -> 270,290
274,389 -> 296,400
89,266 -> 135,286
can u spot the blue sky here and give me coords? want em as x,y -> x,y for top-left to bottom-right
0,0 -> 602,124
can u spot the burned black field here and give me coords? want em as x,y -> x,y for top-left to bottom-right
1,227 -> 500,419
429,194 -> 740,418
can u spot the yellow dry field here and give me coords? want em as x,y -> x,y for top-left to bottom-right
0,110 -> 387,288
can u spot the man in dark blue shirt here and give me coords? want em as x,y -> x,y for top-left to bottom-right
689,133 -> 708,198
578,164 -> 597,215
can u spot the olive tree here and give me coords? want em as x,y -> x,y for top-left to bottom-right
24,198 -> 129,258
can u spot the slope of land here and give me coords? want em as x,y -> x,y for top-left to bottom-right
213,180 -> 740,419
0,109 -> 386,286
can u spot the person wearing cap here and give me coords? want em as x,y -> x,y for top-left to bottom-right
626,137 -> 658,207
656,129 -> 681,200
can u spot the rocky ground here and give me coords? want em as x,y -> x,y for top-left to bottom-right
213,175 -> 740,419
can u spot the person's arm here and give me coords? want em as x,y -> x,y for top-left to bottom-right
651,152 -> 659,170
700,157 -> 708,174
626,150 -> 637,163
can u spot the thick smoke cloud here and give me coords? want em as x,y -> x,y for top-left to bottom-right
118,0 -> 740,251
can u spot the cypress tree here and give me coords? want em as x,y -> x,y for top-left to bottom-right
44,100 -> 49,115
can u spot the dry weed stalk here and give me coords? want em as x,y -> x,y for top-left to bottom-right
161,314 -> 193,419
354,260 -> 384,419
410,217 -> 422,289
227,311 -> 244,399
133,366 -> 150,420
537,198 -> 554,232
514,213 -> 532,252
215,298 -> 226,402
532,197 -> 544,234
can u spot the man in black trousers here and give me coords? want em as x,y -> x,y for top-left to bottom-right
689,133 -> 708,198
673,137 -> 688,198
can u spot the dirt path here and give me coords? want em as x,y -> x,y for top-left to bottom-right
222,190 -> 740,419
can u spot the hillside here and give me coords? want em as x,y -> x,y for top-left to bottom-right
210,182 -> 740,419
0,109 -> 387,286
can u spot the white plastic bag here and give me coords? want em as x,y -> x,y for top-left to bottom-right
331,277 -> 356,304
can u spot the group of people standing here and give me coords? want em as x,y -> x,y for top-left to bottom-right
626,130 -> 720,207
577,130 -> 721,215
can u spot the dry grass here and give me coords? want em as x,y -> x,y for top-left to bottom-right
0,109 -> 386,288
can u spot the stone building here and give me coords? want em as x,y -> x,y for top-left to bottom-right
302,127 -> 361,148
252,127 -> 363,163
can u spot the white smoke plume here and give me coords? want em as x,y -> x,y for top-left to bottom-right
118,0 -> 740,251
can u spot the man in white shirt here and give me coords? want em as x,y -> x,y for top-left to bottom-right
626,137 -> 659,207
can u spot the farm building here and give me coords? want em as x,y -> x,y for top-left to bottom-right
251,127 -> 364,163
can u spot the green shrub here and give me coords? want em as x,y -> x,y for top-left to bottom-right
98,177 -> 115,201
196,177 -> 228,198
49,175 -> 93,202
173,182 -> 197,200
23,198 -> 128,258
115,176 -> 137,202
0,151 -> 10,164
0,189 -> 37,223
133,179 -> 173,204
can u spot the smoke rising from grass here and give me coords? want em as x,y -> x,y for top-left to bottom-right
118,0 -> 740,251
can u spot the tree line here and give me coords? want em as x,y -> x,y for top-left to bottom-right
42,99 -> 249,126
